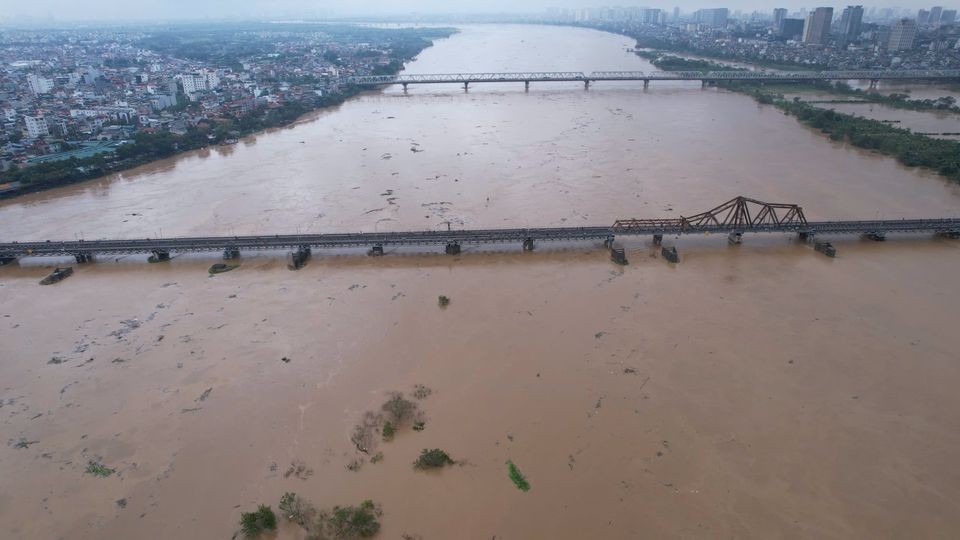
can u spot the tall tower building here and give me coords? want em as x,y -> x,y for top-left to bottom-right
837,6 -> 864,44
888,18 -> 917,51
802,7 -> 834,45
773,8 -> 788,29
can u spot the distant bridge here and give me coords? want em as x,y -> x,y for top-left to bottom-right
2,197 -> 958,267
347,69 -> 960,90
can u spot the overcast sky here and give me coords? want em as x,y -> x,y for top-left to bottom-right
0,1 -> 943,22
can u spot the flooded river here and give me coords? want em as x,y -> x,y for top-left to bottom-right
3,24 -> 960,539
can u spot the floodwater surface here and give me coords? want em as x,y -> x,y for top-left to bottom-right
3,24 -> 960,540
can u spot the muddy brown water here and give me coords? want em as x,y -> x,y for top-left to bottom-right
3,24 -> 960,539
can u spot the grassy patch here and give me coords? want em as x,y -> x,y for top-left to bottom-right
85,461 -> 115,477
413,448 -> 454,469
371,452 -> 384,464
240,504 -> 277,537
437,295 -> 450,307
507,460 -> 530,492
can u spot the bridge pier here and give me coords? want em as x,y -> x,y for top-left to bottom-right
463,82 -> 469,91
287,246 -> 311,270
584,80 -> 591,90
798,231 -> 814,242
445,242 -> 461,255
728,231 -> 743,245
603,235 -> 615,249
652,234 -> 663,246
0,256 -> 17,266
524,81 -> 530,92
815,242 -> 837,258
369,243 -> 384,256
869,79 -> 879,89
643,80 -> 649,90
864,232 -> 887,241
74,253 -> 94,263
661,246 -> 680,263
522,237 -> 535,251
702,80 -> 707,89
148,250 -> 170,263
610,243 -> 628,265
402,83 -> 408,93
223,248 -> 240,260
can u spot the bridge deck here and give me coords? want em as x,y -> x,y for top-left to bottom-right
347,70 -> 960,86
3,219 -> 960,258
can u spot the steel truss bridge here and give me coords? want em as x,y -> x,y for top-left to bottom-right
1,197 -> 959,265
346,69 -> 960,89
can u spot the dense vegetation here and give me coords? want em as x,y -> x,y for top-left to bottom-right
732,85 -> 960,180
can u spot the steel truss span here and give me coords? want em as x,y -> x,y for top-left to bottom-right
2,197 -> 959,260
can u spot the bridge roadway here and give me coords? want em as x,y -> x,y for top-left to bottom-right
346,69 -> 960,88
2,218 -> 960,260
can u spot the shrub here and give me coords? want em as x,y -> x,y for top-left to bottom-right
381,393 -> 417,425
413,448 -> 454,469
382,421 -> 395,441
279,492 -> 316,529
507,460 -> 530,492
438,295 -> 450,307
240,504 -> 277,537
326,500 -> 381,538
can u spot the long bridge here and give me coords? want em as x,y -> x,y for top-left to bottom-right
346,69 -> 960,90
2,198 -> 959,267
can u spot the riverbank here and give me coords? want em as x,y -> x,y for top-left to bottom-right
0,26 -> 456,200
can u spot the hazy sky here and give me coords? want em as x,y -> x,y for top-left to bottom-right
0,1 -> 944,22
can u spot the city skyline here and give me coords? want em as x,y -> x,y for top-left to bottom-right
2,1 -> 958,22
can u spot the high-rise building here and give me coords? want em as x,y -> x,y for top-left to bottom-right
802,7 -> 834,45
942,10 -> 957,24
773,8 -> 788,29
24,115 -> 49,138
694,8 -> 729,27
930,6 -> 944,24
838,6 -> 864,43
780,18 -> 806,40
888,18 -> 917,51
26,73 -> 54,95
918,9 -> 931,25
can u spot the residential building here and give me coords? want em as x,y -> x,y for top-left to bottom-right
26,73 -> 54,95
780,18 -> 806,40
941,10 -> 957,24
24,115 -> 49,138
